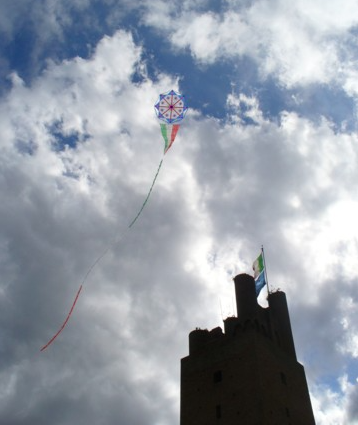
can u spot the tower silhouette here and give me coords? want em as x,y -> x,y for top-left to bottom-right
180,273 -> 315,424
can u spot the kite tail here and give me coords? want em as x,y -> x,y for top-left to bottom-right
40,285 -> 83,351
128,158 -> 163,228
40,157 -> 164,351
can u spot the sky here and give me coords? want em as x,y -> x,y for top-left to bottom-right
0,0 -> 358,424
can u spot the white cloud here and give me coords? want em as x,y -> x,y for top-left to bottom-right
311,374 -> 358,424
144,0 -> 358,91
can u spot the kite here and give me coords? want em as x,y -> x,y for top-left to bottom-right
154,89 -> 188,153
40,89 -> 188,351
128,89 -> 188,228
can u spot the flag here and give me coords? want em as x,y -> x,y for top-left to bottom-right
253,252 -> 266,296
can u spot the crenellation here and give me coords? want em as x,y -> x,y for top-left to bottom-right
180,273 -> 315,425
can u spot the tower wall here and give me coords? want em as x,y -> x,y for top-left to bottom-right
268,290 -> 297,360
234,273 -> 257,321
180,273 -> 315,425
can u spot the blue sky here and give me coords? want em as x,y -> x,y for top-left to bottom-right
1,1 -> 358,424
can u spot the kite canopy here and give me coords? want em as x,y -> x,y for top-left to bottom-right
154,89 -> 188,154
154,89 -> 188,124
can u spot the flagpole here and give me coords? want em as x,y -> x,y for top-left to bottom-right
261,245 -> 270,297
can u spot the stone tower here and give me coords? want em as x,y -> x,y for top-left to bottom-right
180,273 -> 315,425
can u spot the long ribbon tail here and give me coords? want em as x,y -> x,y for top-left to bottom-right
40,285 -> 83,351
128,158 -> 163,228
40,157 -> 164,351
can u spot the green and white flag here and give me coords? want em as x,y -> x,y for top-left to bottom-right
253,253 -> 264,279
252,252 -> 266,296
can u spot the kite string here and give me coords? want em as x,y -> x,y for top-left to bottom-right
40,156 -> 165,351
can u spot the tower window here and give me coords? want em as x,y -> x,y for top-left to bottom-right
215,404 -> 222,419
280,372 -> 287,385
213,370 -> 222,383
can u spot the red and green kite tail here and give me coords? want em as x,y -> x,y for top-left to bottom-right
40,156 -> 166,351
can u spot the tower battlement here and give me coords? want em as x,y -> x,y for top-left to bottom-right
180,273 -> 315,425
